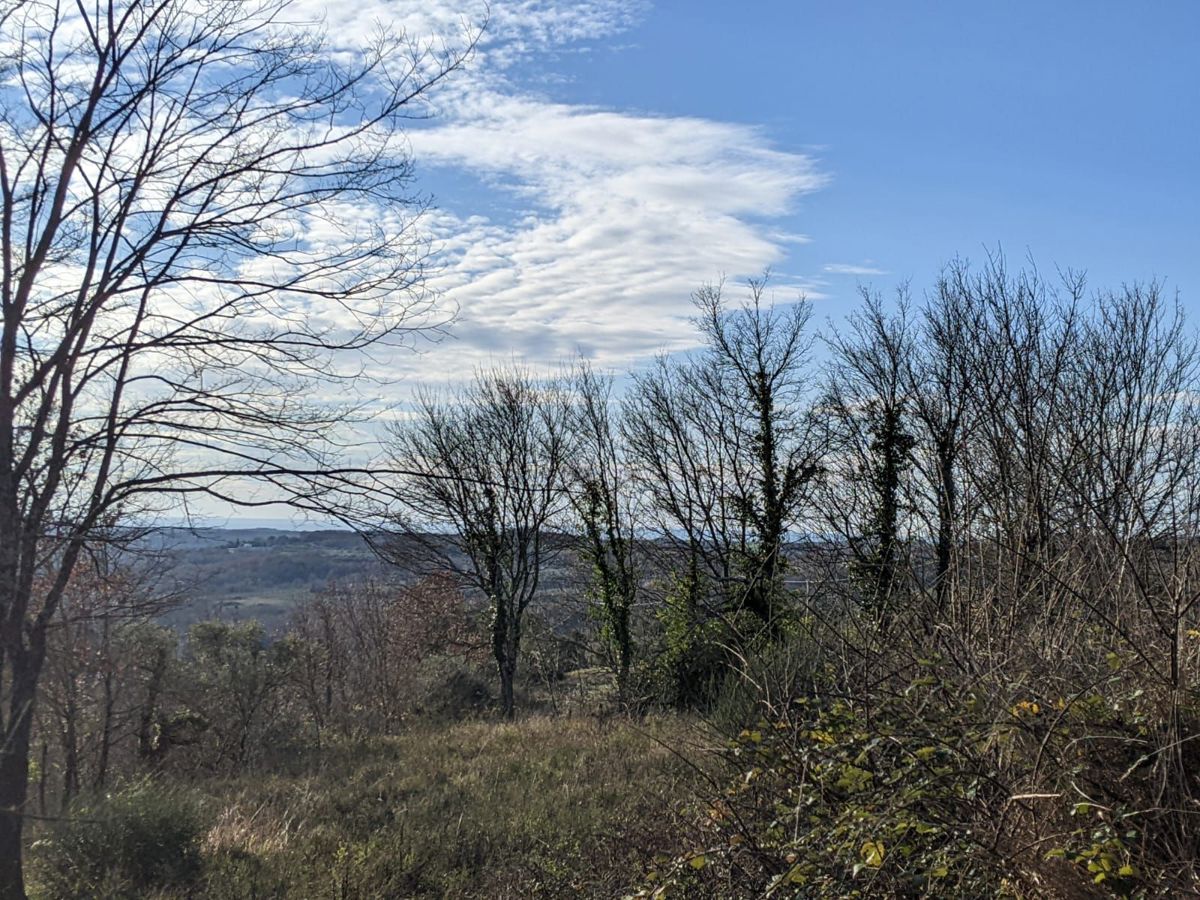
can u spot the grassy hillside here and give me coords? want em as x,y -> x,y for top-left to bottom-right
29,715 -> 701,899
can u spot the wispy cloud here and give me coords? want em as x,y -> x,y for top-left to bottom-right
405,94 -> 823,371
294,1 -> 826,379
822,262 -> 888,276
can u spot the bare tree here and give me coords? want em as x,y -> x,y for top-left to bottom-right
567,363 -> 639,708
625,278 -> 819,631
288,574 -> 479,738
905,262 -> 981,626
385,370 -> 572,719
624,352 -> 736,613
0,1 -> 469,891
1054,285 -> 1200,859
821,286 -> 917,624
959,259 -> 1085,644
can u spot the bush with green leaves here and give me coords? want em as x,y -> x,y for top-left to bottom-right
637,680 -> 1016,898
653,573 -> 738,708
633,643 -> 1198,899
30,781 -> 206,897
187,619 -> 298,769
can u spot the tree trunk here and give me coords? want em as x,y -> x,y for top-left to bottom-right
935,441 -> 957,620
36,744 -> 47,820
94,617 -> 114,791
94,667 -> 114,791
60,710 -> 78,813
0,809 -> 25,900
615,603 -> 632,711
0,663 -> 39,900
492,592 -> 521,720
499,660 -> 516,719
752,372 -> 783,629
137,648 -> 167,764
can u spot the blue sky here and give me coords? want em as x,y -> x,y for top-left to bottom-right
589,3 -> 1199,297
375,0 -> 1198,376
210,0 -> 1198,525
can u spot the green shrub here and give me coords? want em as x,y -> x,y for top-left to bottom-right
654,575 -> 729,708
31,781 -> 207,898
636,644 -> 1198,898
708,631 -> 822,735
411,654 -> 493,721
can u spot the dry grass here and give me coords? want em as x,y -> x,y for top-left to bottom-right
192,713 -> 700,899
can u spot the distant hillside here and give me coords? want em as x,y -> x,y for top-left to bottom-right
140,528 -> 833,634
151,527 -> 386,631
147,527 -> 584,634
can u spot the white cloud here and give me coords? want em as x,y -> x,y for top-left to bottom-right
822,263 -> 888,276
287,0 -> 641,71
288,1 -> 827,380
401,93 -> 823,370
